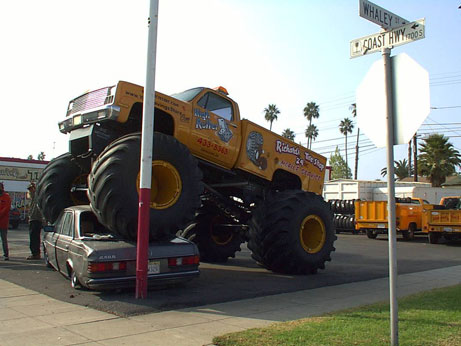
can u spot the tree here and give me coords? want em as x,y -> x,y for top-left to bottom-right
380,159 -> 413,181
263,104 -> 280,131
303,102 -> 319,127
305,124 -> 318,149
350,103 -> 360,180
281,128 -> 295,141
37,152 -> 46,161
339,118 -> 354,169
329,147 -> 352,179
418,134 -> 461,187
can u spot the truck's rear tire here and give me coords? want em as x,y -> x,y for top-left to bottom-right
366,229 -> 378,239
88,133 -> 203,241
428,232 -> 440,244
402,224 -> 416,241
36,153 -> 87,223
248,190 -> 336,275
181,203 -> 243,263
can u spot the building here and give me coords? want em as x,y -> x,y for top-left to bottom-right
0,157 -> 49,213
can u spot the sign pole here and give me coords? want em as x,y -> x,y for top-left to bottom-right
136,0 -> 159,299
383,47 -> 399,346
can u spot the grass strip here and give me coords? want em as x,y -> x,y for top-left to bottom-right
213,284 -> 461,346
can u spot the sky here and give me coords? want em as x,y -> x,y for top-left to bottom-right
1,0 -> 460,181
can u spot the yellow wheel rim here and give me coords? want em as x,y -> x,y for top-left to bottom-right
299,215 -> 326,254
137,160 -> 182,209
210,216 -> 233,246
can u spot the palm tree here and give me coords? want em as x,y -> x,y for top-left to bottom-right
339,118 -> 354,168
303,102 -> 319,127
263,104 -> 280,131
305,124 -> 319,149
418,134 -> 461,187
381,159 -> 413,180
350,103 -> 360,180
281,128 -> 295,141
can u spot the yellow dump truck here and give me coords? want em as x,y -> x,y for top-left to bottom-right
355,198 -> 432,240
422,198 -> 461,244
36,81 -> 335,275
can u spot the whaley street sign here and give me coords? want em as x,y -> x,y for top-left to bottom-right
350,18 -> 425,59
359,0 -> 408,30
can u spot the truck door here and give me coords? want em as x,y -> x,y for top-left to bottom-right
55,211 -> 74,275
190,90 -> 240,168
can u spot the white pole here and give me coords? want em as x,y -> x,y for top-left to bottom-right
136,0 -> 159,299
383,47 -> 399,345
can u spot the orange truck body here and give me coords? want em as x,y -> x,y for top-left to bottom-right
355,198 -> 432,233
422,208 -> 461,235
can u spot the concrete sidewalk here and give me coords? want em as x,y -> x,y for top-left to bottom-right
1,265 -> 460,346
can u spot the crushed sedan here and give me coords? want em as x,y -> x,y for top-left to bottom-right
42,205 -> 200,290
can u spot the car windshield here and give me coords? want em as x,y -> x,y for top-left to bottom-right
171,87 -> 204,102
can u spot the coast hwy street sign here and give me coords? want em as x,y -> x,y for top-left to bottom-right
350,18 -> 425,59
359,0 -> 408,30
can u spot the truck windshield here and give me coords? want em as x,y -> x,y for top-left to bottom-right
171,87 -> 204,102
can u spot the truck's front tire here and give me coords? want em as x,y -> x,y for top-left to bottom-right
248,190 -> 336,274
36,153 -> 87,223
88,133 -> 203,241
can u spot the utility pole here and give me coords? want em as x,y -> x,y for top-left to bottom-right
413,134 -> 418,182
408,139 -> 412,177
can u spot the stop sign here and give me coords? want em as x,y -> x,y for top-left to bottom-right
356,53 -> 430,147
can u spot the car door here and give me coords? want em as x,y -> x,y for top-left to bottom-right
190,90 -> 240,168
44,214 -> 66,270
55,211 -> 74,275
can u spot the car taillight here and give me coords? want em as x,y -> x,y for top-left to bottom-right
168,255 -> 200,267
88,261 -> 127,273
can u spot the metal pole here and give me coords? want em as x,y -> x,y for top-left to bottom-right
383,47 -> 399,346
413,135 -> 418,182
136,0 -> 159,299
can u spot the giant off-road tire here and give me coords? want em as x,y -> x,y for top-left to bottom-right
181,203 -> 243,263
36,153 -> 87,223
88,133 -> 203,241
248,190 -> 336,275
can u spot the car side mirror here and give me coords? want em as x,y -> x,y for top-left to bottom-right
43,225 -> 55,232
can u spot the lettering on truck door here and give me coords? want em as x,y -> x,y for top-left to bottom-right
190,91 -> 239,168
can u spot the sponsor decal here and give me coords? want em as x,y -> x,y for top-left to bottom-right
246,131 -> 267,170
275,140 -> 325,172
217,118 -> 233,142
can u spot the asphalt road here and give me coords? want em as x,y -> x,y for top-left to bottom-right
1,224 -> 460,317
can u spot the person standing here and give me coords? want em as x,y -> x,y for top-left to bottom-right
0,182 -> 11,261
27,182 -> 43,260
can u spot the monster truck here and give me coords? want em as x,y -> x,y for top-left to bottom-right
36,82 -> 335,274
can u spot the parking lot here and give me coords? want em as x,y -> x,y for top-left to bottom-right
1,223 -> 460,317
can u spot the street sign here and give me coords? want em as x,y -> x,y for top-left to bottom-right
359,0 -> 408,30
356,53 -> 430,148
350,19 -> 425,59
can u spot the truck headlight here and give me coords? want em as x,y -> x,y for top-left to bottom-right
73,115 -> 82,126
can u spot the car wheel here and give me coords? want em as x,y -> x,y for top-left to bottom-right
70,269 -> 81,289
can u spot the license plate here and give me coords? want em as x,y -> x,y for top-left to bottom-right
148,261 -> 160,274
377,224 -> 386,228
443,228 -> 452,232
